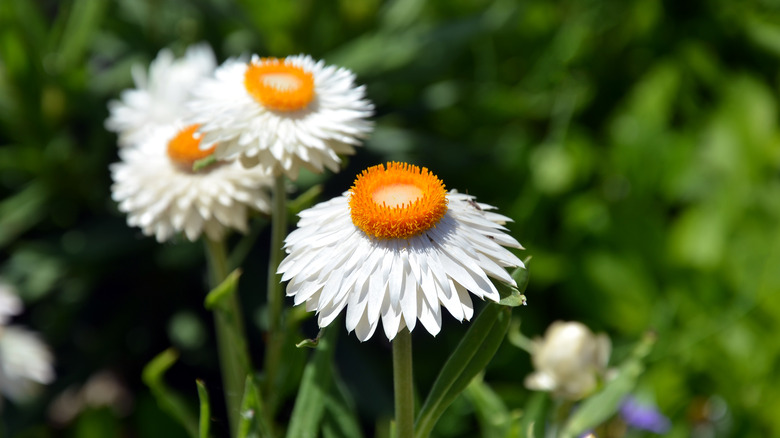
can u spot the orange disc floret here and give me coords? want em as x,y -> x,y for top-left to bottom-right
244,58 -> 315,112
167,124 -> 216,168
349,162 -> 448,239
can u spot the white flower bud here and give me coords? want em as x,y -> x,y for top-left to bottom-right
524,321 -> 611,400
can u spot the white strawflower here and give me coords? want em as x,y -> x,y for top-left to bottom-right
0,326 -> 55,402
278,162 -> 525,341
105,44 -> 217,147
188,54 -> 374,179
110,124 -> 273,242
0,282 -> 22,325
524,321 -> 611,400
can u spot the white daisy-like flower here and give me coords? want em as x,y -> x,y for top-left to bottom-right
524,321 -> 611,400
0,326 -> 55,402
188,54 -> 374,179
110,124 -> 273,242
278,162 -> 525,341
105,44 -> 217,147
0,282 -> 22,325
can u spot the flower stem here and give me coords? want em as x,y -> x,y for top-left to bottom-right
264,174 -> 287,410
205,237 -> 250,437
393,327 -> 415,438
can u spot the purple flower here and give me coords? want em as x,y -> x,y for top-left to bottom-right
619,396 -> 671,434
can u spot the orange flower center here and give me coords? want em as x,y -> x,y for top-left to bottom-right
349,162 -> 448,239
244,58 -> 315,112
167,124 -> 216,168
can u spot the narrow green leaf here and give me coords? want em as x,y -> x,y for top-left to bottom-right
497,286 -> 527,307
559,332 -> 657,438
321,373 -> 364,438
204,269 -> 242,310
442,307 -> 512,411
516,392 -> 548,438
237,375 -> 274,438
506,318 -> 534,353
142,349 -> 199,438
0,182 -> 47,248
142,348 -> 178,389
295,329 -> 324,348
414,304 -> 512,438
227,218 -> 269,269
196,380 -> 211,438
285,327 -> 339,438
52,0 -> 106,71
514,263 -> 531,293
288,184 -> 323,217
496,266 -> 529,307
466,377 -> 511,438
203,240 -> 255,436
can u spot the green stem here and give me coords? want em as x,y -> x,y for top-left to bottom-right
205,237 -> 251,437
393,328 -> 415,438
264,174 -> 287,411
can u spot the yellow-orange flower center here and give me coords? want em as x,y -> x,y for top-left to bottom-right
349,162 -> 448,239
167,124 -> 216,168
244,58 -> 315,112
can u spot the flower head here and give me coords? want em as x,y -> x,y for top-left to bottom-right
524,321 -> 611,400
0,282 -> 54,404
110,124 -> 272,242
0,326 -> 55,402
278,162 -> 524,341
619,396 -> 672,434
105,44 -> 217,147
188,54 -> 373,179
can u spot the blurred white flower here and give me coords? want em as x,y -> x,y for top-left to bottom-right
188,54 -> 373,179
110,124 -> 273,242
0,281 -> 22,325
524,321 -> 611,400
0,326 -> 55,403
105,44 -> 217,147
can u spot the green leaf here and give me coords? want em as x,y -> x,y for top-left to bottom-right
415,304 -> 512,438
295,329 -> 324,348
496,266 -> 530,307
227,218 -> 269,269
142,349 -> 199,438
559,332 -> 657,438
0,181 -> 47,249
320,373 -> 364,438
196,380 -> 211,438
288,184 -> 323,217
50,0 -> 107,72
465,377 -> 511,438
237,375 -> 274,438
516,392 -> 548,438
204,269 -> 242,310
497,286 -> 527,307
285,327 -> 339,438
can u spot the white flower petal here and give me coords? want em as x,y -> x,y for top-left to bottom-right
106,44 -> 217,147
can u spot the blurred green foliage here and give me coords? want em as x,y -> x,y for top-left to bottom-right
2,0 -> 780,436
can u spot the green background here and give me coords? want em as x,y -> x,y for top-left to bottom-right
1,0 -> 780,436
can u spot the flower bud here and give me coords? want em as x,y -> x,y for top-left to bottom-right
524,321 -> 611,400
